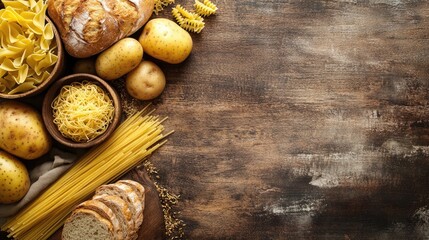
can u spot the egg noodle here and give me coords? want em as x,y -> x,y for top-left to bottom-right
0,0 -> 58,94
52,81 -> 115,142
1,106 -> 172,240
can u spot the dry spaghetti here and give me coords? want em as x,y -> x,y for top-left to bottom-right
51,80 -> 115,142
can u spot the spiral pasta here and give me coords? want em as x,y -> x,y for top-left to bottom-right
194,0 -> 218,17
0,0 -> 58,94
172,4 -> 205,33
153,0 -> 175,15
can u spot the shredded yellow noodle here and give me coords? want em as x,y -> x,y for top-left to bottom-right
0,0 -> 58,94
51,81 -> 115,142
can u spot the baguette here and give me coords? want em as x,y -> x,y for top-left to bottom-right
47,0 -> 154,58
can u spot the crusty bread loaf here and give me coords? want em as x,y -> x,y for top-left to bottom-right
62,208 -> 115,240
75,199 -> 124,240
62,180 -> 146,240
93,195 -> 136,240
117,180 -> 146,208
47,0 -> 154,58
95,182 -> 144,231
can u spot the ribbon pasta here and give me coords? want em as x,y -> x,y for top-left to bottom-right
0,0 -> 58,94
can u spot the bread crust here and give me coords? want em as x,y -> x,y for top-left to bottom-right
62,208 -> 115,240
76,199 -> 125,240
47,0 -> 154,58
95,182 -> 144,231
94,195 -> 136,240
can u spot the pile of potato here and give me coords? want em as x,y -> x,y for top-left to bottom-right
74,18 -> 193,101
0,101 -> 52,204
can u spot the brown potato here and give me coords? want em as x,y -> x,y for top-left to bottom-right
125,61 -> 166,100
0,150 -> 30,203
0,101 -> 52,160
95,38 -> 143,80
138,18 -> 193,64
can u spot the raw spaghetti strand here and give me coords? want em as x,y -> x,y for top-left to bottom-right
1,107 -> 172,240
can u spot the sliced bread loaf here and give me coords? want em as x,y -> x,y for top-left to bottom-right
93,195 -> 136,240
117,180 -> 146,211
75,199 -> 124,240
95,182 -> 144,231
62,208 -> 115,240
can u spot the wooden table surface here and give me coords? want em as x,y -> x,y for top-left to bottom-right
3,0 -> 428,239
146,0 -> 429,239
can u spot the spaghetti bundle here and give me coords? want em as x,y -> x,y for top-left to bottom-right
52,81 -> 115,142
1,106 -> 172,240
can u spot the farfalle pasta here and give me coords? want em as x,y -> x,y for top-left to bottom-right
0,0 -> 58,94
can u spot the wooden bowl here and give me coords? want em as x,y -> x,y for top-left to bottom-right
42,74 -> 122,148
0,17 -> 65,99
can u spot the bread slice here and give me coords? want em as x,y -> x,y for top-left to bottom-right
95,182 -> 144,231
62,208 -> 115,240
74,199 -> 124,240
117,180 -> 146,210
93,195 -> 136,240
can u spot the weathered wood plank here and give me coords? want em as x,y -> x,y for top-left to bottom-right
147,0 -> 429,239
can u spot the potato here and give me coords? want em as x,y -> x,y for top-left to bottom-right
125,61 -> 166,100
0,101 -> 52,160
0,150 -> 30,204
139,18 -> 193,64
73,58 -> 96,75
95,38 -> 143,80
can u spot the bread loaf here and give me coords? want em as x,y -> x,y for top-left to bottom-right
62,208 -> 115,240
62,180 -> 146,240
93,195 -> 136,240
47,0 -> 154,58
75,199 -> 124,240
95,182 -> 144,230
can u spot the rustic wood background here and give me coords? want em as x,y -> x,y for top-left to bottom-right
148,0 -> 429,239
2,0 -> 429,239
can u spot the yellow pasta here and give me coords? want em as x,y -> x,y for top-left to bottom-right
194,0 -> 218,16
52,81 -> 115,142
153,0 -> 175,15
1,107 -> 172,240
180,19 -> 205,33
174,4 -> 201,20
172,4 -> 205,33
0,0 -> 58,94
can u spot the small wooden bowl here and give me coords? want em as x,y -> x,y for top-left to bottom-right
42,74 -> 122,148
0,17 -> 65,99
